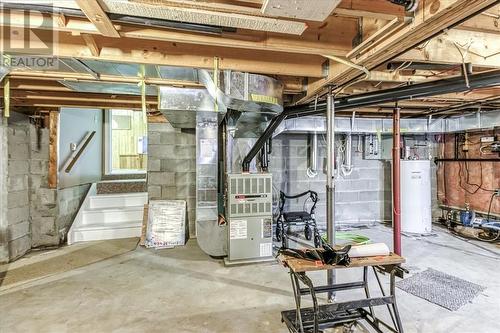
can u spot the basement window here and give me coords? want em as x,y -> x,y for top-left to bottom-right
106,109 -> 147,174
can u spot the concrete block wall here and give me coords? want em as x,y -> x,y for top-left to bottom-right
0,117 -> 9,263
269,134 -> 391,230
29,125 -> 59,247
29,125 -> 89,247
0,113 -> 90,262
148,122 -> 196,237
57,184 -> 91,240
6,116 -> 32,260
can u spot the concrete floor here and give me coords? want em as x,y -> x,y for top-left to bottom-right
1,225 -> 499,333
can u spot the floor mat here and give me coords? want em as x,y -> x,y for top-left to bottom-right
396,268 -> 486,311
0,238 -> 139,288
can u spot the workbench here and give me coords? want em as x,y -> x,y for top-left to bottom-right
278,253 -> 406,333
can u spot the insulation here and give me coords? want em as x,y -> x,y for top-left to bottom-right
100,0 -> 307,35
262,0 -> 341,21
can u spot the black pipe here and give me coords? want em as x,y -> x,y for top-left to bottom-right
242,113 -> 286,171
108,14 -> 236,34
1,3 -> 234,35
260,142 -> 269,172
242,69 -> 500,171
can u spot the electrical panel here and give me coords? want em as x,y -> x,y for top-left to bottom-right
364,134 -> 392,160
226,173 -> 274,264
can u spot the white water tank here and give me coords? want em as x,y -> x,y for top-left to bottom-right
400,160 -> 432,234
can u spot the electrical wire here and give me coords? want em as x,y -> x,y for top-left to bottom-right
321,54 -> 371,98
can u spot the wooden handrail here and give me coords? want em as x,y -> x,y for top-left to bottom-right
63,131 -> 96,173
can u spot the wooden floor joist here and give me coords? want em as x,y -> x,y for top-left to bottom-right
76,0 -> 121,38
1,30 -> 327,77
0,10 -> 355,56
300,0 -> 500,104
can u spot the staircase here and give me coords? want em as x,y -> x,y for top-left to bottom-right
67,181 -> 148,245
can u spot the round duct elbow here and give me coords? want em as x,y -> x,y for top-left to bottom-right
388,0 -> 419,12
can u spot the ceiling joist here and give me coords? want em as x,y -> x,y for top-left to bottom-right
76,0 -> 121,38
0,10 -> 354,57
2,30 -> 327,77
299,0 -> 500,104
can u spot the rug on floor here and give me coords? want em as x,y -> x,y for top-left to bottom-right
0,237 -> 139,288
396,268 -> 486,311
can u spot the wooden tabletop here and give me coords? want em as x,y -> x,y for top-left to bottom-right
278,253 -> 405,273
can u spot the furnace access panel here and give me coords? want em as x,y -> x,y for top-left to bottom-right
226,173 -> 274,263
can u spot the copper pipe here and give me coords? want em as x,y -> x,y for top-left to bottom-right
392,106 -> 402,255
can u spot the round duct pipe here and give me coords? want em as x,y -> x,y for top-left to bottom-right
388,0 -> 419,12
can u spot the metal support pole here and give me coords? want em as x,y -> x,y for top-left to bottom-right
392,106 -> 402,256
326,89 -> 336,301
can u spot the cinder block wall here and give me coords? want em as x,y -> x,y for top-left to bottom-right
0,113 -> 90,262
7,115 -> 32,260
29,125 -> 59,247
29,125 -> 89,247
147,122 -> 197,237
0,118 -> 8,263
270,134 -> 391,229
270,133 -> 441,229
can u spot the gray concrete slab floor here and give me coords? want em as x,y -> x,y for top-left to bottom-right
0,225 -> 499,333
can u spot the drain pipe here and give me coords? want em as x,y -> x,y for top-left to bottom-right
341,112 -> 355,177
326,89 -> 336,302
307,133 -> 318,178
392,105 -> 402,256
341,135 -> 353,177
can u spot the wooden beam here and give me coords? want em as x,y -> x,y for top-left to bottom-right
0,10 -> 354,56
8,79 -> 71,92
76,0 -> 120,38
7,90 -> 158,104
81,34 -> 101,57
458,6 -> 500,34
48,111 -> 58,189
3,30 -> 326,77
347,17 -> 406,59
399,29 -> 500,69
300,0 -> 500,103
364,71 -> 427,83
8,71 -> 202,88
334,0 -> 406,20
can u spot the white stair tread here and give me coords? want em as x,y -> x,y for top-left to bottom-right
90,192 -> 147,198
98,179 -> 146,183
88,193 -> 147,210
73,221 -> 142,231
84,205 -> 145,213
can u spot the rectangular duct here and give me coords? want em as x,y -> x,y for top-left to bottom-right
274,111 -> 500,136
158,86 -> 226,128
